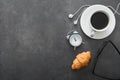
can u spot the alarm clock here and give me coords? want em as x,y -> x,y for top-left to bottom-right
66,31 -> 82,50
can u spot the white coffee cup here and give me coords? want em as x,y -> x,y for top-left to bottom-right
88,5 -> 113,37
80,4 -> 116,39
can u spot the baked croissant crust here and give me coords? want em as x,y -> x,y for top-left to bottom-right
72,51 -> 91,70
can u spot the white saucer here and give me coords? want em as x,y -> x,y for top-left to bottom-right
80,4 -> 116,39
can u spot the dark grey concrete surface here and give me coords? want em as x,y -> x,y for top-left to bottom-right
0,0 -> 120,80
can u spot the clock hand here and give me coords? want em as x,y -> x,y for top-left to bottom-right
74,37 -> 77,42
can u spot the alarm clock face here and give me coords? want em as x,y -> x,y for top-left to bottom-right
69,34 -> 82,47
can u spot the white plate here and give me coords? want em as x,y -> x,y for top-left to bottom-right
80,4 -> 116,39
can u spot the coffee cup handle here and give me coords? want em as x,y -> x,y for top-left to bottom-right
90,30 -> 95,37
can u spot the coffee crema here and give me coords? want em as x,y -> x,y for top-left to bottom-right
91,12 -> 109,30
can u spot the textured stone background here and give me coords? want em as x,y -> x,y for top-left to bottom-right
0,0 -> 120,80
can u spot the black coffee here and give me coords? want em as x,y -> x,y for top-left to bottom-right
91,12 -> 109,30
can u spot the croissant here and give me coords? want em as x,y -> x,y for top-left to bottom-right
72,51 -> 91,70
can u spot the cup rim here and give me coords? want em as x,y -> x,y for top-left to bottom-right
90,11 -> 110,32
